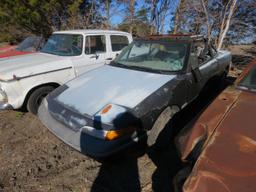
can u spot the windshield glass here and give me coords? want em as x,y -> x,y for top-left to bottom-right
113,41 -> 188,72
238,65 -> 256,92
41,34 -> 83,56
16,36 -> 43,52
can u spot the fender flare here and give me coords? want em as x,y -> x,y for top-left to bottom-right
147,105 -> 180,147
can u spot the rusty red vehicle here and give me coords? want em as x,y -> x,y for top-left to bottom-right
175,59 -> 256,192
0,45 -> 17,52
0,36 -> 45,58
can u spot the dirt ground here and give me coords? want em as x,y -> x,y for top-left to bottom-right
0,44 -> 255,192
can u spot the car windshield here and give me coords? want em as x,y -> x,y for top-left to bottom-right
16,36 -> 43,52
41,34 -> 83,56
238,65 -> 256,92
112,41 -> 188,72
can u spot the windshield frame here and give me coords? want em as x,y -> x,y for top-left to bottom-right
110,40 -> 190,74
40,33 -> 84,57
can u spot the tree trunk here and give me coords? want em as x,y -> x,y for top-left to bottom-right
201,0 -> 211,43
129,0 -> 135,34
173,0 -> 185,34
105,0 -> 110,29
150,0 -> 157,35
159,0 -> 170,34
217,0 -> 237,50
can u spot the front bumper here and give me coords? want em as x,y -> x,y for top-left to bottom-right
0,102 -> 13,110
38,99 -> 139,158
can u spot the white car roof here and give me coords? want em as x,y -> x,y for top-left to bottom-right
54,29 -> 131,36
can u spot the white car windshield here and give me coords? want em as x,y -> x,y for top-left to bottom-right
41,34 -> 83,56
113,41 -> 188,72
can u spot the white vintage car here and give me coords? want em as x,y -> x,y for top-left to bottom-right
0,30 -> 132,114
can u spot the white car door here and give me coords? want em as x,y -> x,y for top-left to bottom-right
73,34 -> 107,76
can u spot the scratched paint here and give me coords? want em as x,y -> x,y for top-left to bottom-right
56,65 -> 175,116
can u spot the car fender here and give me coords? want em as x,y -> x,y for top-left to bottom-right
147,105 -> 180,147
5,67 -> 75,109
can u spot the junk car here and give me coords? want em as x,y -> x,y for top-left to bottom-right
175,59 -> 256,192
0,30 -> 132,114
38,35 -> 231,158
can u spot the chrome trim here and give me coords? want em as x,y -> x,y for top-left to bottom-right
0,102 -> 13,110
81,126 -> 108,139
0,66 -> 72,82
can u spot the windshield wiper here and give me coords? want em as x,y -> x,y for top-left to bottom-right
111,62 -> 131,69
126,65 -> 169,74
111,62 -> 171,74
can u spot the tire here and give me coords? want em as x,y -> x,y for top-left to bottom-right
147,106 -> 179,148
27,86 -> 55,115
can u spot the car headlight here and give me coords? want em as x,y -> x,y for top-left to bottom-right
94,104 -> 126,124
91,104 -> 137,141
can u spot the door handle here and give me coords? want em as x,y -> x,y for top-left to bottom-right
90,54 -> 99,59
106,58 -> 113,60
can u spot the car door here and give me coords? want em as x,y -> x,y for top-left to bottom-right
73,34 -> 107,76
194,41 -> 218,87
186,41 -> 218,102
106,34 -> 130,64
185,43 -> 202,103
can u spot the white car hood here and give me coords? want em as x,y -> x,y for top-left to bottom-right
56,65 -> 176,116
0,52 -> 72,80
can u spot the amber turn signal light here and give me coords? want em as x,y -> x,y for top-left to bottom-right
105,127 -> 136,141
100,104 -> 112,114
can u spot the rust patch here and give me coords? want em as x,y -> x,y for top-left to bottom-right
176,87 -> 241,161
179,89 -> 256,192
237,135 -> 256,154
140,34 -> 202,42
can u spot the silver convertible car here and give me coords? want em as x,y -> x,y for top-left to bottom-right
38,35 -> 231,158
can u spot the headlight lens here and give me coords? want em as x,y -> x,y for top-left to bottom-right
94,104 -> 126,124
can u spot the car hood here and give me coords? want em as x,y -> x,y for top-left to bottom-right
0,52 -> 72,81
54,65 -> 175,116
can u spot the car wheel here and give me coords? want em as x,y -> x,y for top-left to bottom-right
27,86 -> 55,115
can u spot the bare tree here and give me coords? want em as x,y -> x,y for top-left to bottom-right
103,0 -> 111,29
127,0 -> 136,33
159,0 -> 171,33
150,0 -> 157,34
150,0 -> 172,34
176,0 -> 242,49
200,0 -> 212,42
217,0 -> 237,50
173,0 -> 185,34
